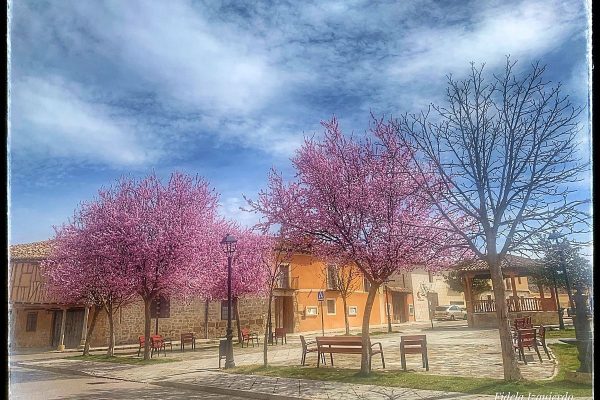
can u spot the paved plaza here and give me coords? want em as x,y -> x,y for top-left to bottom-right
9,321 -> 579,399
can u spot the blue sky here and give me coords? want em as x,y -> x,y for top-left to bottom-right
8,0 -> 592,247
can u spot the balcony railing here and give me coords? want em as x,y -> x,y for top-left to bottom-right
276,276 -> 299,290
473,297 -> 545,313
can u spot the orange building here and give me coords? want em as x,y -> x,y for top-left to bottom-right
271,252 -> 389,333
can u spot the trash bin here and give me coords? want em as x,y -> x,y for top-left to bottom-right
218,339 -> 227,368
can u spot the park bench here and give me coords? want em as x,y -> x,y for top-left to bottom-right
400,335 -> 429,371
315,336 -> 385,368
180,332 -> 196,352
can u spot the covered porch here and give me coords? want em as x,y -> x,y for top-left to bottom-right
458,256 -> 560,328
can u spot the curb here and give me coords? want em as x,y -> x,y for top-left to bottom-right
15,361 -> 306,400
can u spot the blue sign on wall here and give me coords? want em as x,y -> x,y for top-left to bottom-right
317,291 -> 325,301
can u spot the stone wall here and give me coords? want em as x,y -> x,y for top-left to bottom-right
10,308 -> 54,349
90,295 -> 268,346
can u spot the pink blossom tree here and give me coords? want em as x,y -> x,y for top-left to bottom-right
194,226 -> 271,342
87,172 -> 224,360
42,204 -> 136,356
247,116 -> 462,374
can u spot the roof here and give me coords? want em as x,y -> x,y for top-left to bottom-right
453,254 -> 542,275
9,240 -> 54,261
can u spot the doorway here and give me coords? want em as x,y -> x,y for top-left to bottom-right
274,296 -> 294,333
391,292 -> 408,322
51,309 -> 85,348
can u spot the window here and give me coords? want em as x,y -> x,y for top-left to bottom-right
363,278 -> 371,292
348,306 -> 358,316
428,271 -> 433,283
305,306 -> 318,316
26,312 -> 37,332
326,265 -> 338,290
150,294 -> 171,318
326,299 -> 336,314
221,299 -> 238,320
278,264 -> 290,288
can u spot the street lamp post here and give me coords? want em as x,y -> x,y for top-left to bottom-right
220,233 -> 237,369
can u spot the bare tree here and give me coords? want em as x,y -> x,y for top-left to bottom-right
398,58 -> 589,381
259,238 -> 303,367
323,261 -> 362,335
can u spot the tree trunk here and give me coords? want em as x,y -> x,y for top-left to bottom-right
264,289 -> 273,367
235,298 -> 242,343
342,295 -> 350,335
82,305 -> 101,356
143,297 -> 152,360
359,283 -> 380,376
204,298 -> 209,339
573,287 -> 592,373
106,303 -> 115,357
488,256 -> 522,381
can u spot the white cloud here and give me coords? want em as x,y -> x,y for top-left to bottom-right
388,1 -> 583,81
10,75 -> 158,166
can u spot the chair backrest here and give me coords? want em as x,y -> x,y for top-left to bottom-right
537,325 -> 546,342
299,335 -> 307,349
517,328 -> 536,346
241,328 -> 250,337
139,335 -> 145,345
275,327 -> 285,337
401,335 -> 427,346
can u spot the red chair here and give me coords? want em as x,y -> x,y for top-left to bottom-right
537,325 -> 552,360
241,328 -> 259,348
274,328 -> 287,345
513,328 -> 542,364
150,335 -> 166,357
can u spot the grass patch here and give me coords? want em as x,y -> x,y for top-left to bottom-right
230,344 -> 591,397
66,354 -> 179,365
545,328 -> 577,339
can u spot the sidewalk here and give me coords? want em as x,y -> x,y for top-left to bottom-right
10,322 -> 578,399
13,356 -> 495,399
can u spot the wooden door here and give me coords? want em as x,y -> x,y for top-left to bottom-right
64,309 -> 85,348
50,310 -> 63,347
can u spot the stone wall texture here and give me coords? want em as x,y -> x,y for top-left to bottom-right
89,295 -> 268,346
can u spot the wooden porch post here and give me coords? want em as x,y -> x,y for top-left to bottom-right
57,308 -> 67,351
464,274 -> 474,327
538,283 -> 545,299
510,274 -> 520,312
79,306 -> 90,348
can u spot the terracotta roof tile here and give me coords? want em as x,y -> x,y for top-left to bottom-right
454,254 -> 541,273
9,240 -> 54,261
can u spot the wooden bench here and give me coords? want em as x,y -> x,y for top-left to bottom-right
180,332 -> 196,352
315,336 -> 385,368
400,335 -> 428,371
